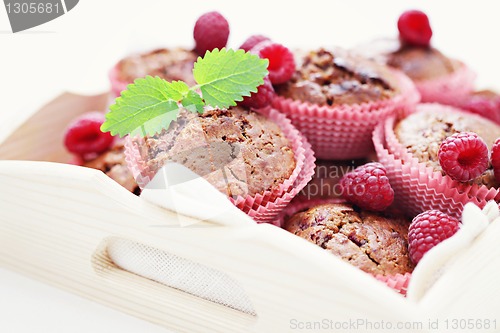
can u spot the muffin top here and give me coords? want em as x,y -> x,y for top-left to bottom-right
355,39 -> 460,81
395,107 -> 500,187
84,141 -> 140,195
275,48 -> 399,106
141,106 -> 296,198
285,202 -> 414,276
386,46 -> 460,81
116,48 -> 197,86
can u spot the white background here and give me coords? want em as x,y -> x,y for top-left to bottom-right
1,0 -> 500,332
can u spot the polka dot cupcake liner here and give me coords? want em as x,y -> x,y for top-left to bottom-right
272,69 -> 420,160
124,107 -> 316,224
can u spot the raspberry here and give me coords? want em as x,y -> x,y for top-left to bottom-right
68,154 -> 84,166
490,138 -> 500,183
408,210 -> 460,264
193,11 -> 230,56
239,75 -> 275,109
239,35 -> 270,52
397,10 -> 432,47
438,132 -> 489,182
251,41 -> 295,84
339,162 -> 394,211
64,112 -> 114,156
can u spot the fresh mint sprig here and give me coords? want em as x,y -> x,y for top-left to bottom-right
101,48 -> 269,137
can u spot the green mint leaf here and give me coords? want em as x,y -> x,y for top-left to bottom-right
182,90 -> 204,114
169,80 -> 190,97
101,76 -> 182,137
129,107 -> 180,137
193,48 -> 269,108
101,48 -> 269,137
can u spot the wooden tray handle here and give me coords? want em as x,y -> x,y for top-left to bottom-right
0,160 -> 417,332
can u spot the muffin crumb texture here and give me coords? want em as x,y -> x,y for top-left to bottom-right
285,203 -> 414,276
387,46 -> 460,81
117,48 -> 197,86
276,48 -> 398,106
142,107 -> 296,198
84,141 -> 140,195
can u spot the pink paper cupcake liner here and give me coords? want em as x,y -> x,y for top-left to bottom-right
374,272 -> 411,296
415,63 -> 476,105
239,133 -> 316,225
109,64 -> 129,98
395,69 -> 421,118
373,113 -> 500,219
272,70 -> 420,160
229,106 -> 310,206
452,92 -> 500,126
125,107 -> 316,224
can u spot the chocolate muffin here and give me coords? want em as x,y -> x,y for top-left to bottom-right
285,202 -> 413,275
394,107 -> 500,187
140,106 -> 296,198
84,141 -> 140,195
355,38 -> 460,82
355,38 -> 461,81
275,47 -> 399,106
115,48 -> 197,86
386,46 -> 460,81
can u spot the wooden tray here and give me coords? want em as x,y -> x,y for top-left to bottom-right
1,93 -> 499,333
